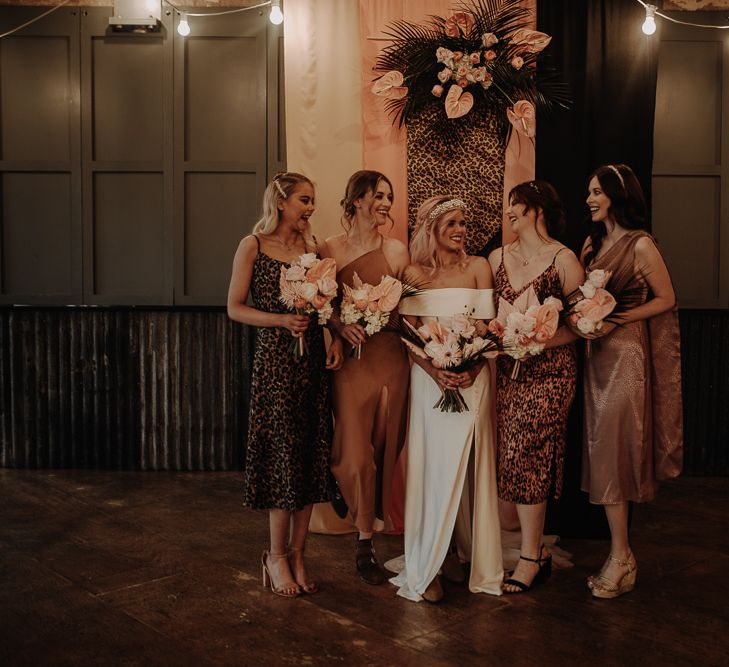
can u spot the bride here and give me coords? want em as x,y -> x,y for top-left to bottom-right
390,196 -> 503,602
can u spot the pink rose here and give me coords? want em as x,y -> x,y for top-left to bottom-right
437,68 -> 451,84
432,84 -> 444,98
457,66 -> 468,78
506,100 -> 536,138
480,72 -> 493,89
511,29 -> 552,53
469,51 -> 481,64
482,32 -> 498,48
452,51 -> 464,62
445,11 -> 475,38
285,265 -> 306,281
311,294 -> 328,310
457,78 -> 469,88
484,49 -> 497,62
511,55 -> 524,70
436,47 -> 454,64
317,277 -> 338,298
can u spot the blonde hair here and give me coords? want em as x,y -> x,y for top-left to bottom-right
409,196 -> 468,272
253,172 -> 317,250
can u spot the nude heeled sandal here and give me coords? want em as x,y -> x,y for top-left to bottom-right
287,546 -> 318,594
261,551 -> 301,598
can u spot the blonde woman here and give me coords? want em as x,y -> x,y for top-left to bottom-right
227,172 -> 343,598
391,196 -> 503,603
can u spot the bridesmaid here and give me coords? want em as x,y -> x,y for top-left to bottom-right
392,196 -> 503,603
323,170 -> 410,585
227,172 -> 343,597
579,164 -> 682,599
487,180 -> 584,594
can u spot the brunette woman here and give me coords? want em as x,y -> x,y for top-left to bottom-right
487,180 -> 584,594
579,164 -> 682,599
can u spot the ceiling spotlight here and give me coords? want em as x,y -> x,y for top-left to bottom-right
177,12 -> 190,36
269,0 -> 283,25
642,4 -> 657,35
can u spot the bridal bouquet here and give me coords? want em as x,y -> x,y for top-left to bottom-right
279,253 -> 338,357
401,314 -> 499,412
488,285 -> 562,379
570,269 -> 616,335
340,272 -> 404,359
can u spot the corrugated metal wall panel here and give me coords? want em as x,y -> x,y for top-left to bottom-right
1,308 -> 727,474
0,308 -> 249,470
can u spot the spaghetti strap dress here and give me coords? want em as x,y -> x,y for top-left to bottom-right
243,235 -> 333,510
494,248 -> 577,504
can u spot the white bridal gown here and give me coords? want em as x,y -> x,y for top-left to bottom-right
391,288 -> 503,601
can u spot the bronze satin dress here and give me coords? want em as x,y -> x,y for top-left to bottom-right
326,247 -> 410,533
581,231 -> 683,504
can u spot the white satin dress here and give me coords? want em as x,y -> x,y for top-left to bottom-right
390,288 -> 503,601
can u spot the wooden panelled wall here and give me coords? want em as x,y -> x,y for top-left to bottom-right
1,307 -> 727,475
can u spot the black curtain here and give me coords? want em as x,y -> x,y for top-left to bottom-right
538,0 -> 659,537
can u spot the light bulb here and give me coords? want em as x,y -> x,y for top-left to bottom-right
177,13 -> 190,36
269,0 -> 283,25
642,5 -> 657,35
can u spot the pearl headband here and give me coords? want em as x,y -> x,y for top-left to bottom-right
428,198 -> 467,222
607,165 -> 625,190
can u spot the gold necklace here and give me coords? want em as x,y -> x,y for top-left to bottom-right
511,243 -> 549,266
271,233 -> 301,251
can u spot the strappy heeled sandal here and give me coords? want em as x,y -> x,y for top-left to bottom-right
590,553 -> 637,599
261,551 -> 301,598
287,546 -> 318,594
355,537 -> 386,585
503,545 -> 552,594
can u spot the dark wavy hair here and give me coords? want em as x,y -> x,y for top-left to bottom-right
584,164 -> 647,266
339,170 -> 394,231
508,179 -> 566,239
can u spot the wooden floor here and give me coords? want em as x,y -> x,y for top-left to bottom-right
1,471 -> 727,667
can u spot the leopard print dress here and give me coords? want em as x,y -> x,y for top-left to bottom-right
494,249 -> 577,504
243,237 -> 332,511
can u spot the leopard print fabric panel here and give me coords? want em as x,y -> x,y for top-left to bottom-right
406,104 -> 505,255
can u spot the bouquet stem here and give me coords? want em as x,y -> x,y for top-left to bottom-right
434,388 -> 469,413
349,342 -> 362,360
289,308 -> 307,358
510,359 -> 522,381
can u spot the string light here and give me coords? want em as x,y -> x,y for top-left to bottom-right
269,0 -> 283,26
635,0 -> 729,35
642,4 -> 657,35
166,1 -> 280,37
177,12 -> 190,36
